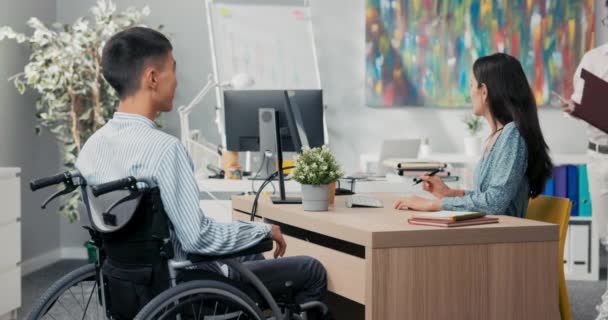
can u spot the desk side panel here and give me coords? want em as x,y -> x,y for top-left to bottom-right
487,241 -> 559,320
233,210 -> 367,304
369,241 -> 559,320
370,244 -> 490,320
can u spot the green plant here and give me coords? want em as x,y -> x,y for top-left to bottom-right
290,146 -> 344,185
0,1 -> 155,221
463,114 -> 483,136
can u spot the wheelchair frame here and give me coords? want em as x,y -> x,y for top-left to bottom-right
28,170 -> 327,320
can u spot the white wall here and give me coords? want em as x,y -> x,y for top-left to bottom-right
314,0 -> 606,172
55,0 -> 608,249
0,0 -> 62,264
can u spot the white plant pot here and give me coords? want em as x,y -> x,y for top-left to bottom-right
464,136 -> 482,157
418,144 -> 432,158
301,184 -> 330,212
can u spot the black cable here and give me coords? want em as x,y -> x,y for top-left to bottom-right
251,155 -> 268,194
266,158 -> 276,194
250,166 -> 295,222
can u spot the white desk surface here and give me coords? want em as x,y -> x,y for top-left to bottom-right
389,152 -> 587,165
197,176 -> 457,194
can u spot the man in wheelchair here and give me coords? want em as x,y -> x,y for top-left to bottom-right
75,27 -> 328,319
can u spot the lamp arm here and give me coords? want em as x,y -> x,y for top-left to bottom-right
181,74 -> 217,115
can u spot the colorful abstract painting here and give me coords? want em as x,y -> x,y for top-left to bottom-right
366,0 -> 595,107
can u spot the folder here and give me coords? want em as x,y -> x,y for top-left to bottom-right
578,165 -> 592,217
554,166 -> 568,199
566,165 -> 579,216
573,69 -> 608,134
543,176 -> 555,196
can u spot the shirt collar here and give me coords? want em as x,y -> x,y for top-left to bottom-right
113,112 -> 157,128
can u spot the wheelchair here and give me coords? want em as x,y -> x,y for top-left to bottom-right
28,170 -> 328,320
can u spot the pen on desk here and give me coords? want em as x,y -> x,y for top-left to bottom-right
412,168 -> 442,186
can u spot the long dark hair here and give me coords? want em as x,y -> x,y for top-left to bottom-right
473,53 -> 553,198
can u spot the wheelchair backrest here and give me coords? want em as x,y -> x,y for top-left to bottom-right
84,186 -> 142,233
83,186 -> 172,263
85,185 -> 174,319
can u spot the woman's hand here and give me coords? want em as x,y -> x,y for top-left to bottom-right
419,175 -> 460,199
393,196 -> 441,212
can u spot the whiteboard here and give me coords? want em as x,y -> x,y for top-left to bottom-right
206,0 -> 321,89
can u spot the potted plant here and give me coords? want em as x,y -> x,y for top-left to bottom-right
463,114 -> 483,156
0,1 -> 156,221
290,146 -> 344,211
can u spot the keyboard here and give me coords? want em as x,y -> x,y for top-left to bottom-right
345,195 -> 384,208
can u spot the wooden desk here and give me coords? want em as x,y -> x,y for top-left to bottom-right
232,193 -> 560,320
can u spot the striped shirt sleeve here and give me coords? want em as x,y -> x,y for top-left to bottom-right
155,141 -> 272,255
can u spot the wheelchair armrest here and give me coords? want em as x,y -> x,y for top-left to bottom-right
187,239 -> 274,263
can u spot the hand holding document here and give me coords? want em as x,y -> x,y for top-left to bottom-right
571,69 -> 608,134
551,90 -> 574,114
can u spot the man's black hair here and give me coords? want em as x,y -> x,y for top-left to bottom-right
101,27 -> 173,99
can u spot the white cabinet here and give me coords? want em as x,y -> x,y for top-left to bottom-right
565,219 -> 596,281
0,168 -> 20,319
570,223 -> 591,274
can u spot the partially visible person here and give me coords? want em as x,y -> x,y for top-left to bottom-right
76,27 -> 327,312
561,2 -> 608,319
393,53 -> 553,218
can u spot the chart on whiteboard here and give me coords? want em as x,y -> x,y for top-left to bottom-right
209,1 -> 321,90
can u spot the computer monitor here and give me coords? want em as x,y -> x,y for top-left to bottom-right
223,90 -> 324,152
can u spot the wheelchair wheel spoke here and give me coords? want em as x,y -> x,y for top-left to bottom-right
45,312 -> 59,320
197,296 -> 204,320
81,282 -> 96,320
80,282 -> 85,310
56,298 -> 78,320
67,286 -> 85,313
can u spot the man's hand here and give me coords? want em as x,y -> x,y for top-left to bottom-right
271,224 -> 287,258
562,102 -> 574,114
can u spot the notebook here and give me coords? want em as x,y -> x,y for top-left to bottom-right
410,211 -> 485,222
408,216 -> 499,228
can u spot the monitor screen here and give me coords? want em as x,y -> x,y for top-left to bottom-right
223,90 -> 324,152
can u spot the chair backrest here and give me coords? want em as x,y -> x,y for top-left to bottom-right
526,195 -> 571,250
526,195 -> 572,320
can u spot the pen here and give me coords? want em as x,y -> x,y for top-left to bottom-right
412,168 -> 442,186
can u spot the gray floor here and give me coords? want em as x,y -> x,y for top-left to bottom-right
19,259 -> 608,320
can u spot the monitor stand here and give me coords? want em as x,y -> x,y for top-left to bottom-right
267,108 -> 301,205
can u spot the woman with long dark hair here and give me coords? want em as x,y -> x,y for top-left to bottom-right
393,53 -> 553,217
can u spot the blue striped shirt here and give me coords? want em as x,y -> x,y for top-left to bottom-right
76,112 -> 272,262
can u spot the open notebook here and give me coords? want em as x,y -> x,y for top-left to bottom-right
408,211 -> 499,227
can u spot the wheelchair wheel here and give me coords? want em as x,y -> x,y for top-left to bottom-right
27,263 -> 105,320
134,279 -> 265,320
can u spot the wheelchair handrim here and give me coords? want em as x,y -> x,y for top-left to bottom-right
136,286 -> 264,320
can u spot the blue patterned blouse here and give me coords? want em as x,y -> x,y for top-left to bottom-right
441,122 -> 530,217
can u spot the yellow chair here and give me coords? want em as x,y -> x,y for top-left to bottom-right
527,195 -> 572,320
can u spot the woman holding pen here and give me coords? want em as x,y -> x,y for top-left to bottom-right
394,53 -> 553,218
